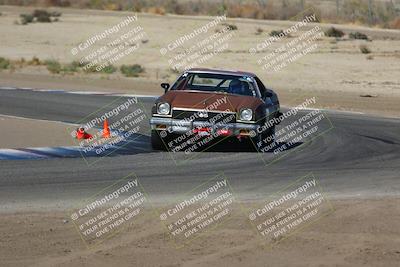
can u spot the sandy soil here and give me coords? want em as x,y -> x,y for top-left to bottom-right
0,115 -> 79,148
1,198 -> 399,267
1,72 -> 400,118
0,6 -> 399,117
0,7 -> 399,267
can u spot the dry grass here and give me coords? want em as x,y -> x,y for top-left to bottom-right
359,45 -> 371,54
1,0 -> 399,29
390,17 -> 400,29
0,5 -> 399,107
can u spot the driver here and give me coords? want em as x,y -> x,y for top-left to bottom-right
228,80 -> 252,96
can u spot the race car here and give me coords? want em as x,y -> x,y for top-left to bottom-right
149,68 -> 281,151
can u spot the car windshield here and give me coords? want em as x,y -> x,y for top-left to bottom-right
171,73 -> 257,97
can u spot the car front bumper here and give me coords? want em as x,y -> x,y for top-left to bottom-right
150,117 -> 259,136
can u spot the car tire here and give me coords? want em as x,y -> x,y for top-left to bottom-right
151,130 -> 166,151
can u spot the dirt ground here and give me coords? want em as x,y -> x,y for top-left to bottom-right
1,72 -> 400,118
0,7 -> 400,267
1,198 -> 399,267
0,115 -> 78,148
0,6 -> 399,117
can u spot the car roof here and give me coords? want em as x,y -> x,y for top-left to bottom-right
186,68 -> 257,78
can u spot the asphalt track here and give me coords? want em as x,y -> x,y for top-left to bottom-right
0,88 -> 399,211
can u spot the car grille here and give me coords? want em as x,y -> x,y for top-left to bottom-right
172,109 -> 236,124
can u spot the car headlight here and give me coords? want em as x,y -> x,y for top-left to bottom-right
157,102 -> 170,115
240,108 -> 253,121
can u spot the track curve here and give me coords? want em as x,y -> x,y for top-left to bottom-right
0,88 -> 399,211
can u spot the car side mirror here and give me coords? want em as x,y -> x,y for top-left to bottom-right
263,91 -> 273,99
161,83 -> 170,93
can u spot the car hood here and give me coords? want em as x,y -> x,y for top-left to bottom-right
158,90 -> 263,112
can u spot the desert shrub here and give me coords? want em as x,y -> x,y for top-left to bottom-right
279,0 -> 304,20
78,61 -> 89,68
101,64 -> 117,74
19,9 -> 61,24
221,23 -> 238,31
0,57 -> 10,69
48,60 -> 82,74
342,0 -> 371,25
349,32 -> 368,40
301,8 -> 321,23
45,60 -> 62,73
164,0 -> 184,14
82,63 -> 98,73
228,3 -> 258,19
270,30 -> 285,37
103,3 -> 122,11
255,27 -> 263,35
16,57 -> 26,67
366,55 -> 374,60
34,10 -> 52,22
227,1 -> 291,20
62,61 -> 80,73
324,27 -> 344,38
341,0 -> 397,26
373,1 -> 397,26
65,61 -> 116,74
28,56 -> 42,66
120,64 -> 144,77
36,14 -> 52,22
359,45 -> 371,54
20,14 -> 34,25
79,61 -> 102,73
389,18 -> 400,29
146,6 -> 166,15
131,1 -> 144,12
2,0 -> 399,29
50,11 -> 62,17
33,10 -> 49,18
44,0 -> 71,7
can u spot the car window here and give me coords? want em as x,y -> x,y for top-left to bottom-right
219,80 -> 231,88
172,73 -> 256,97
254,77 -> 268,98
192,75 -> 223,87
170,75 -> 187,90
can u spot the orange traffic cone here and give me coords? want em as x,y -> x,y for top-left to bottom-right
102,119 -> 111,138
76,127 -> 92,140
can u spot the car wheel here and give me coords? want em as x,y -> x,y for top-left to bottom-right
151,130 -> 166,151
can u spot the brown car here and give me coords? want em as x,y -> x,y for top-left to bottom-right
150,68 -> 281,151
